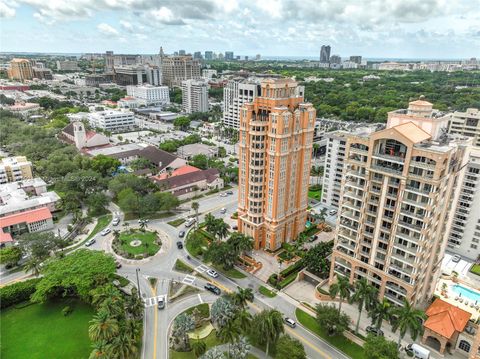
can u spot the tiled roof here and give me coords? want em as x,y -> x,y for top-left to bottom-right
0,207 -> 52,228
62,122 -> 75,136
153,165 -> 200,180
392,122 -> 431,143
424,298 -> 471,339
153,168 -> 220,190
0,230 -> 13,243
139,146 -> 178,171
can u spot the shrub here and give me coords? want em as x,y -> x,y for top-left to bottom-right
62,306 -> 73,316
0,278 -> 41,309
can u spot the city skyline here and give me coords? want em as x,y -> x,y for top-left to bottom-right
1,0 -> 479,59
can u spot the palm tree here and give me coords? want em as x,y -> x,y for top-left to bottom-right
191,341 -> 207,358
350,278 -> 378,334
369,298 -> 393,330
125,289 -> 144,320
329,275 -> 353,314
215,219 -> 230,241
228,233 -> 253,257
253,309 -> 284,357
234,309 -> 252,333
205,213 -> 216,232
218,320 -> 241,358
191,202 -> 200,229
391,299 -> 427,348
91,284 -> 122,308
109,331 -> 138,359
88,309 -> 120,342
24,257 -> 42,276
139,219 -> 147,232
233,287 -> 254,308
89,340 -> 112,359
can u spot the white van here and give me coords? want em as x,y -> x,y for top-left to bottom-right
185,217 -> 196,228
405,344 -> 430,359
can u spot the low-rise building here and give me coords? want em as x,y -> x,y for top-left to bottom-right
56,60 -> 80,71
6,100 -> 40,117
87,110 -> 135,132
0,156 -> 33,184
60,121 -> 110,150
176,143 -> 218,160
126,85 -> 170,106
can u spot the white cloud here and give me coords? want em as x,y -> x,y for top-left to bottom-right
97,22 -> 119,36
120,20 -> 133,31
0,0 -> 16,18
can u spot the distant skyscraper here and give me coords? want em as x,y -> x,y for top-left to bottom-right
225,51 -> 234,60
8,59 -> 33,81
255,54 -> 261,60
320,45 -> 331,63
179,50 -> 186,56
238,78 -> 316,250
223,77 -> 260,129
161,55 -> 201,87
193,52 -> 202,60
330,55 -> 341,64
205,51 -> 213,60
349,56 -> 362,64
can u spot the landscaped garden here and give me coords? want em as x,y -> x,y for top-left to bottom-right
1,299 -> 94,359
168,218 -> 186,227
308,185 -> 322,201
470,263 -> 480,276
259,286 -> 277,298
112,229 -> 161,259
84,213 -> 112,243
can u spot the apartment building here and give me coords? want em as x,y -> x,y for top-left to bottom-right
88,110 -> 135,132
223,77 -> 261,129
329,99 -> 471,307
56,60 -> 80,71
446,108 -> 480,147
447,148 -> 480,260
0,156 -> 33,184
8,59 -> 33,81
322,131 -> 348,209
181,79 -> 208,114
238,78 -> 315,250
126,85 -> 170,106
161,55 -> 201,87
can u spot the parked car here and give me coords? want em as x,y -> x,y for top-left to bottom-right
204,283 -> 221,295
232,225 -> 238,230
207,269 -> 219,278
284,317 -> 296,328
220,208 -> 226,214
112,218 -> 120,226
226,190 -> 233,195
115,261 -> 122,269
309,235 -> 318,242
85,238 -> 96,247
158,297 -> 165,310
328,209 -> 337,216
405,344 -> 430,359
101,228 -> 111,236
185,218 -> 196,228
178,230 -> 185,238
366,326 -> 384,336
176,241 -> 183,249
452,254 -> 461,263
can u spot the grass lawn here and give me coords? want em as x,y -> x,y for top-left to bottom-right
213,265 -> 246,279
168,218 -> 186,227
174,259 -> 194,274
117,230 -> 160,256
470,264 -> 480,276
308,188 -> 322,201
169,330 -> 220,359
295,308 -> 366,359
183,303 -> 210,319
85,213 -> 112,241
259,286 -> 277,298
1,299 -> 94,359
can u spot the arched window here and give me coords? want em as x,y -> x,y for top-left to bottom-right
459,340 -> 471,352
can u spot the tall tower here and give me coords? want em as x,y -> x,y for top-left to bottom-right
237,78 -> 316,250
73,121 -> 87,150
320,45 -> 331,64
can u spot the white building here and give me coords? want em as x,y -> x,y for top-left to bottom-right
88,110 -> 135,132
447,147 -> 480,260
321,131 -> 348,209
222,77 -> 260,129
202,69 -> 217,79
126,85 -> 170,106
181,79 -> 208,114
446,108 -> 480,147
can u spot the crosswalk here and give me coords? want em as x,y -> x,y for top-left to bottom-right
182,275 -> 196,285
143,295 -> 167,308
195,264 -> 209,273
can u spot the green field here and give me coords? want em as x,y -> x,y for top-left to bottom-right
1,299 -> 93,359
259,286 -> 277,298
295,308 -> 366,359
308,188 -> 322,201
118,230 -> 160,256
470,264 -> 480,276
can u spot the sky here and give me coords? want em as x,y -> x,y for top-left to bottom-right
0,0 -> 479,59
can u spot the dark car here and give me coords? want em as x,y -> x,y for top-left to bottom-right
179,231 -> 185,238
204,283 -> 221,295
158,297 -> 165,310
366,326 -> 384,336
226,190 -> 234,195
176,241 -> 183,249
115,261 -> 122,269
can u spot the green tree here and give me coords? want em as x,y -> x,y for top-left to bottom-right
369,298 -> 393,331
88,340 -> 112,359
192,340 -> 207,358
329,275 -> 353,314
232,287 -> 254,308
364,334 -> 399,359
204,213 -> 216,231
252,309 -> 284,357
190,154 -> 209,170
234,308 -> 252,333
173,116 -> 191,130
391,299 -> 426,348
117,188 -> 140,214
159,140 -> 179,153
86,192 -> 109,216
24,257 -> 42,276
88,309 -> 119,342
211,296 -> 239,329
275,335 -> 307,359
303,241 -> 333,278
227,232 -> 253,257
0,246 -> 22,267
315,304 -> 351,336
191,202 -> 200,229
171,312 -> 195,351
217,320 -> 241,358
350,278 -> 378,334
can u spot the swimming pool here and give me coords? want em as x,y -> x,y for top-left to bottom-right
452,284 -> 480,302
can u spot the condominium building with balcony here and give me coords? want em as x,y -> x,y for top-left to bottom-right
223,77 -> 261,129
329,99 -> 471,307
237,78 -> 315,250
445,108 -> 480,147
0,156 -> 33,184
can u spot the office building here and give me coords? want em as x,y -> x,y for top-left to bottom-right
205,51 -> 213,60
179,50 -> 186,56
88,110 -> 135,132
447,148 -> 480,259
255,54 -> 261,60
114,66 -> 147,86
181,79 -> 208,114
329,99 -> 471,307
161,55 -> 201,87
320,45 -> 331,63
145,66 -> 162,86
237,78 -> 315,250
32,68 -> 53,80
446,108 -> 480,147
225,51 -> 234,60
56,60 -> 80,71
223,77 -> 260,129
105,51 -> 142,72
193,52 -> 202,60
126,84 -> 170,106
330,55 -> 341,65
8,59 -> 33,81
349,56 -> 363,64
0,156 -> 33,184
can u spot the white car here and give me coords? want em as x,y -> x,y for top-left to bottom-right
220,208 -> 227,214
452,254 -> 462,263
112,218 -> 120,226
101,228 -> 111,236
207,269 -> 219,278
85,238 -> 96,247
328,209 -> 337,216
284,317 -> 296,328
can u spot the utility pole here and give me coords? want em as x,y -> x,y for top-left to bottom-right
135,268 -> 141,299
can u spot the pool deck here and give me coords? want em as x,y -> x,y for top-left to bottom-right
435,278 -> 480,321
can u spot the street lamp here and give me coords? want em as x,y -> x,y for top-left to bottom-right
135,268 -> 141,299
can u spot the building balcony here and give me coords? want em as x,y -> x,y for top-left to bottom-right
410,161 -> 436,171
337,241 -> 356,252
344,190 -> 363,201
384,292 -> 406,306
393,241 -> 417,255
350,147 -> 368,156
345,180 -> 365,190
392,252 -> 415,266
373,151 -> 405,164
339,230 -> 357,241
371,163 -> 404,176
390,262 -> 413,275
339,221 -> 359,232
398,219 -> 423,231
342,210 -> 361,222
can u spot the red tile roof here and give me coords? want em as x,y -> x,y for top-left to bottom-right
424,298 -> 471,339
86,131 -> 97,140
0,207 -> 53,228
0,230 -> 13,243
153,165 -> 200,181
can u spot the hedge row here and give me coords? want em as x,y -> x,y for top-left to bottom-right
0,278 -> 41,309
268,260 -> 304,289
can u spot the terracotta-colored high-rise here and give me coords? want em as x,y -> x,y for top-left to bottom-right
237,78 -> 316,250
